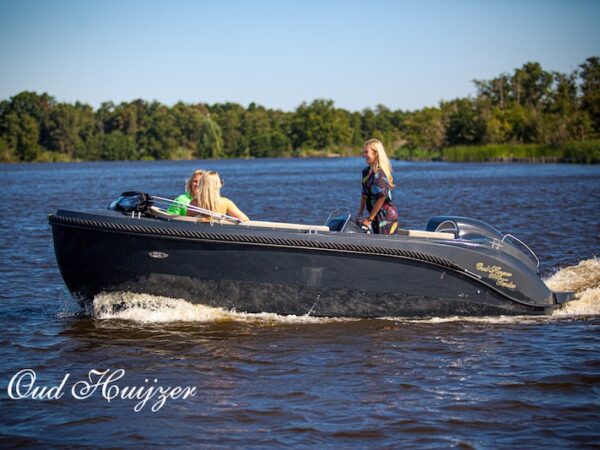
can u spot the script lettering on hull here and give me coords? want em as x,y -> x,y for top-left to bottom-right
475,262 -> 516,289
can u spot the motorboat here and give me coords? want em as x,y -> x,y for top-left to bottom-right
48,192 -> 573,317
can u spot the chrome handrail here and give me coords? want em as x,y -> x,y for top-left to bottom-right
502,233 -> 540,268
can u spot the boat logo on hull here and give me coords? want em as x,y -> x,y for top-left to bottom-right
475,262 -> 516,289
148,251 -> 169,259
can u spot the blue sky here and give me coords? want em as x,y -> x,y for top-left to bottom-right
0,0 -> 599,112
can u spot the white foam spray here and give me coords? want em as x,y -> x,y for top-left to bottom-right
93,291 -> 347,325
545,257 -> 600,316
92,258 -> 599,325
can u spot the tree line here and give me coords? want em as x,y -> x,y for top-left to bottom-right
1,56 -> 598,163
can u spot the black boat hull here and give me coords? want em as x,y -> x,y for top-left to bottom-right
50,210 -> 561,317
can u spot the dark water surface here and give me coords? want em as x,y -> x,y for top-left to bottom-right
1,159 -> 599,448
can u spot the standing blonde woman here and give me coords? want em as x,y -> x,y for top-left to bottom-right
188,171 -> 249,222
168,169 -> 205,215
357,139 -> 400,234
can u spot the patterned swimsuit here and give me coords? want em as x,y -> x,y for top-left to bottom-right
362,167 -> 399,235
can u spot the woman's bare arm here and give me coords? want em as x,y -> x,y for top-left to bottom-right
225,199 -> 249,222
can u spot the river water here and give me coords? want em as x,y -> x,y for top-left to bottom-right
1,158 -> 599,448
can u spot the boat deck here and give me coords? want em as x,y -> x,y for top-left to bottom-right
147,206 -> 455,239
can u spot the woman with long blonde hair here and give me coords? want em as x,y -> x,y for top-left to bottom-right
188,171 -> 249,222
357,138 -> 400,234
167,169 -> 205,215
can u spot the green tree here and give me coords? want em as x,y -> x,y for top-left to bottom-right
474,74 -> 512,108
93,131 -> 138,160
0,136 -> 11,162
2,57 -> 599,164
268,130 -> 291,156
197,116 -> 223,159
504,103 -> 540,143
47,102 -> 95,159
579,56 -> 600,133
550,72 -> 578,115
1,112 -> 40,161
511,62 -> 553,109
210,103 -> 246,157
137,102 -> 180,159
268,110 -> 293,156
402,107 -> 445,152
442,98 -> 486,146
243,104 -> 272,157
96,101 -> 117,133
171,102 -> 207,154
481,108 -> 513,144
361,108 -> 377,140
291,99 -> 352,151
5,91 -> 54,148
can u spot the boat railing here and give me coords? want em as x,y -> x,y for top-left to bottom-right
501,234 -> 540,268
147,206 -> 330,233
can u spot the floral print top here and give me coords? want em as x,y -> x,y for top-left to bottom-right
362,166 -> 399,234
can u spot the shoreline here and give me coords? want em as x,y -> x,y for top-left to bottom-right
1,157 -> 598,165
2,141 -> 599,165
395,141 -> 600,164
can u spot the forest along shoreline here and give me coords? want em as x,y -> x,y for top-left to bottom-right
1,57 -> 598,164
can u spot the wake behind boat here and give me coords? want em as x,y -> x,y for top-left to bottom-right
48,192 -> 573,317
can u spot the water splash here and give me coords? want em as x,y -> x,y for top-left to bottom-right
545,258 -> 600,316
93,291 -> 345,324
545,257 -> 600,293
92,258 -> 600,325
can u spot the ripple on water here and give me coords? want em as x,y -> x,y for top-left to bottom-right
2,161 -> 599,448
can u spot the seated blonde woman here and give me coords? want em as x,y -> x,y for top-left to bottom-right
167,169 -> 204,216
188,171 -> 249,222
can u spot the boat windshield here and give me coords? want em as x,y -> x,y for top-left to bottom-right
108,192 -> 152,214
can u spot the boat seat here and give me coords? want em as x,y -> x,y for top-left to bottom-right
406,229 -> 455,239
147,206 -> 207,222
241,220 -> 329,232
147,206 -> 330,232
